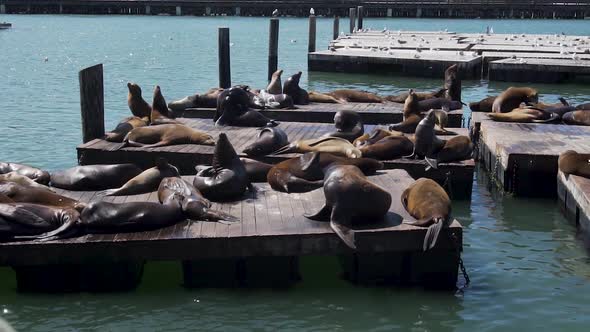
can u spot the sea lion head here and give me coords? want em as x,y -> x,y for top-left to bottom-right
334,110 -> 361,132
433,88 -> 447,98
155,158 -> 180,176
527,89 -> 539,103
127,82 -> 142,97
212,133 -> 240,169
283,71 -> 303,95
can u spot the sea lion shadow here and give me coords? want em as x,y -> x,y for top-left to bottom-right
352,211 -> 403,230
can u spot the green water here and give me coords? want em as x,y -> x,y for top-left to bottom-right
1,15 -> 590,331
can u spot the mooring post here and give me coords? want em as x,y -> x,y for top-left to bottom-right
79,64 -> 105,144
268,18 -> 279,82
333,16 -> 339,39
349,8 -> 356,33
218,27 -> 231,89
308,14 -> 316,53
357,6 -> 364,30
0,4 -> 5,14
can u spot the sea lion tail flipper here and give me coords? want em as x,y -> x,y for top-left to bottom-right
304,204 -> 331,221
330,209 -> 356,249
99,189 -> 118,196
423,217 -> 445,251
559,97 -> 569,106
271,143 -> 296,155
202,209 -> 240,224
425,157 -> 439,170
267,120 -> 279,127
532,112 -> 560,123
403,149 -> 416,159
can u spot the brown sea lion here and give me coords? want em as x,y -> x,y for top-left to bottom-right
127,82 -> 151,118
103,158 -> 180,196
492,87 -> 539,113
0,203 -> 80,240
193,133 -> 251,201
0,182 -> 85,211
407,110 -> 445,159
562,110 -> 590,126
359,136 -> 414,160
272,137 -> 362,158
528,97 -> 569,111
353,128 -> 403,147
122,124 -> 215,148
283,71 -> 309,105
243,126 -> 289,157
168,88 -> 225,112
469,96 -> 496,113
426,136 -> 473,170
240,158 -> 274,183
444,64 -> 461,102
486,107 -> 558,123
402,89 -> 420,118
0,173 -> 50,190
50,164 -> 143,191
558,150 -> 590,178
389,114 -> 422,134
151,85 -> 177,124
0,163 -> 50,185
267,152 -> 383,193
402,178 -> 452,251
327,89 -> 383,103
323,110 -> 364,142
267,69 -> 283,95
575,102 -> 590,111
104,116 -> 149,142
216,87 -> 277,127
308,91 -> 343,104
305,164 -> 392,249
384,88 -> 446,103
158,177 -> 238,223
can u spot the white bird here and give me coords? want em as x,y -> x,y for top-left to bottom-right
310,8 -> 315,16
572,53 -> 580,61
290,39 -> 297,43
272,9 -> 279,17
43,57 -> 48,62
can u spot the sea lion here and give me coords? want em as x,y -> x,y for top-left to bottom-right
50,164 -> 143,191
267,152 -> 383,193
417,98 -> 462,112
353,128 -> 403,147
305,164 -> 392,249
157,177 -> 238,223
326,89 -> 383,103
528,97 -> 569,111
486,107 -> 558,123
492,87 -> 539,113
469,96 -> 496,113
151,85 -> 177,124
308,91 -> 343,104
0,173 -> 50,190
216,87 -> 277,127
122,124 -> 215,148
103,158 -> 180,196
401,178 -> 452,251
575,102 -> 590,111
272,137 -> 362,158
407,110 -> 445,159
359,136 -> 414,160
243,126 -> 289,157
559,150 -> 590,178
193,133 -> 250,201
562,110 -> 590,126
240,158 -> 274,183
426,136 -> 473,169
0,162 -> 50,185
168,88 -> 225,112
389,114 -> 422,134
283,71 -> 309,105
402,89 -> 420,118
0,182 -> 85,211
0,203 -> 80,240
257,90 -> 295,109
104,116 -> 149,142
384,88 -> 446,103
127,82 -> 151,118
0,193 -> 14,203
323,110 -> 364,142
267,69 -> 283,95
444,64 -> 461,102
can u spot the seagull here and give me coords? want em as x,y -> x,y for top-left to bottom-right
272,9 -> 279,17
310,8 -> 315,16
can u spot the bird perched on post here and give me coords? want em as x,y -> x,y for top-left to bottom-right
272,9 -> 279,17
310,8 -> 315,16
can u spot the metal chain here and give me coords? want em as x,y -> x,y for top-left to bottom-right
491,147 -> 501,187
446,230 -> 470,291
511,158 -> 518,193
442,171 -> 454,200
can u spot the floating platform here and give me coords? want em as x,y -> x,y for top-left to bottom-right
557,171 -> 590,237
77,118 -> 475,199
177,102 -> 465,127
489,58 -> 590,83
471,112 -> 590,197
0,171 -> 463,291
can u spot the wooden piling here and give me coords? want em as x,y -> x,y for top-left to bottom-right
268,18 -> 279,82
218,27 -> 231,89
79,64 -> 104,144
308,15 -> 316,53
349,8 -> 356,33
357,6 -> 364,30
333,16 -> 340,40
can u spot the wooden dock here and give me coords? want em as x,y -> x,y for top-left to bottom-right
557,171 -> 590,237
0,171 -> 462,290
472,112 -> 590,197
489,58 -> 590,83
78,118 -> 475,199
178,102 -> 465,127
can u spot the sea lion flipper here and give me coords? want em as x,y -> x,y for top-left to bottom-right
202,209 -> 240,224
401,188 -> 410,211
423,218 -> 444,251
330,208 -> 356,249
300,152 -> 321,172
425,157 -> 439,170
304,204 -> 331,221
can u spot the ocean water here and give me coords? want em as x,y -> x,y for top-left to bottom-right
1,15 -> 590,331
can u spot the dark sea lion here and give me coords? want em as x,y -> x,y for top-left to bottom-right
305,164 -> 392,249
353,128 -> 403,147
492,87 -> 539,113
308,91 -> 343,104
487,107 -> 558,123
283,71 -> 309,105
575,102 -> 590,111
151,85 -> 177,124
469,96 -> 496,112
384,88 -> 446,103
417,98 -> 462,112
104,116 -> 149,142
0,193 -> 14,203
243,126 -> 289,157
0,173 -> 50,190
273,137 -> 362,158
323,110 -> 364,142
359,136 -> 414,160
0,162 -> 50,185
267,69 -> 283,95
267,152 -> 383,193
158,177 -> 238,223
50,164 -> 143,191
558,150 -> 590,178
240,158 -> 274,183
389,114 -> 421,134
122,123 -> 215,148
407,110 -> 445,159
127,82 -> 151,118
327,89 -> 383,103
169,88 -> 225,112
216,87 -> 277,127
426,136 -> 473,169
0,182 -> 85,211
193,133 -> 250,201
103,158 -> 180,196
402,178 -> 452,251
0,203 -> 79,240
562,110 -> 590,126
444,64 -> 461,102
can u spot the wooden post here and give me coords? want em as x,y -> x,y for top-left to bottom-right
349,8 -> 356,33
268,18 -> 279,82
333,16 -> 339,39
308,15 -> 316,53
357,6 -> 364,30
218,27 -> 231,89
79,64 -> 104,143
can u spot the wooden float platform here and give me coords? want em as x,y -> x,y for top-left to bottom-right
177,102 -> 465,127
557,171 -> 590,237
77,118 -> 475,199
0,171 -> 462,290
471,112 -> 590,197
488,58 -> 590,83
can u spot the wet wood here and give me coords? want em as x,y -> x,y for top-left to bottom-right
79,64 -> 105,143
557,171 -> 590,236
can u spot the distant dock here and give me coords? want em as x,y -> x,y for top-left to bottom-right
0,22 -> 11,29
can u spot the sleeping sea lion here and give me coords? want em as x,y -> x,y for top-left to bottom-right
562,110 -> 590,126
103,158 -> 180,196
50,164 -> 143,191
104,116 -> 149,142
558,150 -> 590,178
323,110 -> 364,142
326,89 -> 383,103
359,136 -> 414,160
305,164 -> 392,249
272,137 -> 362,158
444,64 -> 461,102
240,158 -> 274,183
257,90 -> 295,109
243,126 -> 289,157
469,96 -> 496,113
402,178 -> 452,251
0,173 -> 50,190
407,110 -> 445,159
384,88 -> 446,103
425,136 -> 473,170
122,124 -> 215,148
492,87 -> 539,113
0,163 -> 50,185
283,71 -> 309,105
486,107 -> 558,123
0,182 -> 85,211
168,88 -> 225,112
389,114 -> 422,134
151,85 -> 177,124
308,91 -> 343,104
127,82 -> 151,118
353,128 -> 403,147
575,102 -> 590,111
267,69 -> 283,95
0,203 -> 80,240
193,133 -> 251,201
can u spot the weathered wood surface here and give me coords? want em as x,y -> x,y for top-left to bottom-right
178,102 -> 465,127
0,170 -> 462,266
557,171 -> 590,236
79,64 -> 105,143
218,27 -> 231,89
